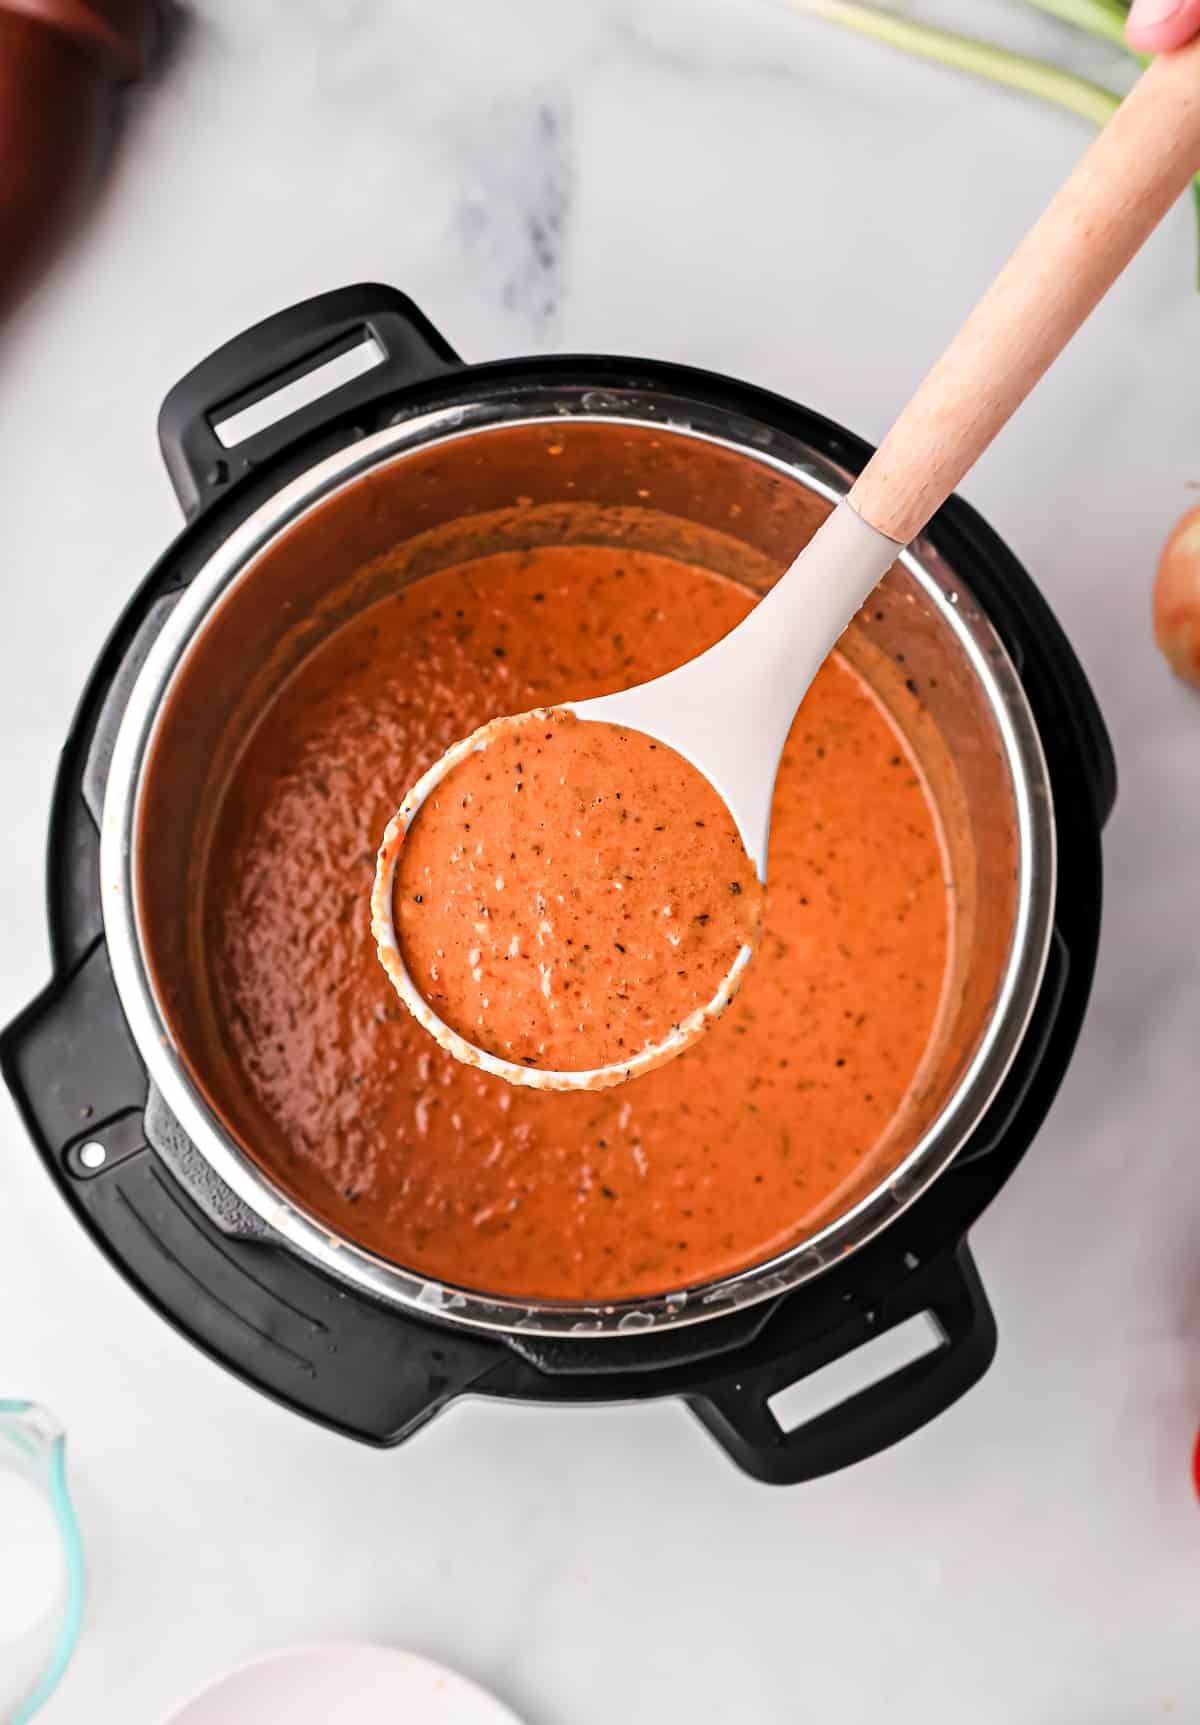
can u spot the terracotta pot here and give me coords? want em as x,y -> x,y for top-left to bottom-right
0,0 -> 156,314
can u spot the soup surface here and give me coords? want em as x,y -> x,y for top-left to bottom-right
388,707 -> 762,1075
203,544 -> 950,1300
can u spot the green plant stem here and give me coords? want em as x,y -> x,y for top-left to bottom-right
789,1 -> 1121,126
1015,0 -> 1131,50
787,0 -> 1200,286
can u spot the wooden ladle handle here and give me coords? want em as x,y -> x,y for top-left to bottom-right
849,35 -> 1200,546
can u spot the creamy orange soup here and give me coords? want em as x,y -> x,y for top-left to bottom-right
203,545 -> 949,1299
391,707 -> 762,1073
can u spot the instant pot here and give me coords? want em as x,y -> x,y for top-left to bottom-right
1,285 -> 1114,1483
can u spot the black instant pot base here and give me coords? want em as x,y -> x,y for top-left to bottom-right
1,286 -> 1113,1484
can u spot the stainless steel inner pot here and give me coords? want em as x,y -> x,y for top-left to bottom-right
99,385 -> 1055,1337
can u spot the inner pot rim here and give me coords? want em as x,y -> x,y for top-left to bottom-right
99,389 -> 1057,1338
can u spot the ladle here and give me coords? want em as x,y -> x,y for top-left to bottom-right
374,36 -> 1200,1090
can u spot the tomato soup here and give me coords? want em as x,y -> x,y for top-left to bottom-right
387,707 -> 762,1075
203,544 -> 949,1300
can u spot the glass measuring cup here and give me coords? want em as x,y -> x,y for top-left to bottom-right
0,1402 -> 84,1723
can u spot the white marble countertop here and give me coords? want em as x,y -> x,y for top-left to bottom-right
2,2 -> 1198,1720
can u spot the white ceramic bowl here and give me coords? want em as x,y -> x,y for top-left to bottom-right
165,1644 -> 526,1725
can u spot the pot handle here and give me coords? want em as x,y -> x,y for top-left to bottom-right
157,283 -> 462,519
687,1241 -> 996,1485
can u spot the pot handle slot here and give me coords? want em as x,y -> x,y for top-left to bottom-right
687,1241 -> 996,1485
157,283 -> 462,519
